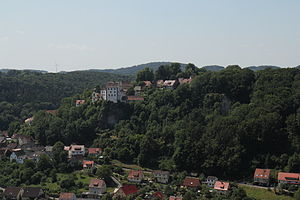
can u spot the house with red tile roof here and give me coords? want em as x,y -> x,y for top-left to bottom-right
143,81 -> 152,87
114,184 -> 138,199
127,96 -> 144,102
277,172 -> 300,185
254,168 -> 271,185
178,77 -> 193,85
214,181 -> 230,194
182,176 -> 201,188
83,160 -> 94,169
88,179 -> 106,195
59,192 -> 76,200
163,80 -> 178,90
65,144 -> 85,159
75,100 -> 85,107
128,170 -> 144,183
87,147 -> 102,156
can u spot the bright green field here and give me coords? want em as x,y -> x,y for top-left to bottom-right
240,185 -> 294,200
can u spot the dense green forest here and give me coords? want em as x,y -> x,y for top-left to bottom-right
15,65 -> 300,180
0,70 -> 132,131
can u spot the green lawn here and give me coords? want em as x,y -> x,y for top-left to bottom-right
240,185 -> 294,200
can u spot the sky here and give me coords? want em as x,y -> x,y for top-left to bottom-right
0,0 -> 299,72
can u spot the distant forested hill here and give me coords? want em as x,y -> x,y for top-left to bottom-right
89,62 -> 187,75
0,70 -> 132,130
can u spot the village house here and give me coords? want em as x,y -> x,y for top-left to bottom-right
253,168 -> 271,185
59,192 -> 77,200
127,96 -> 144,103
10,149 -> 26,164
178,77 -> 193,85
153,170 -> 170,184
2,187 -> 23,200
169,196 -> 183,200
143,81 -> 152,87
214,181 -> 230,194
87,147 -> 102,156
22,187 -> 44,200
88,179 -> 106,196
64,144 -> 85,159
83,160 -> 94,169
114,185 -> 138,199
134,86 -> 142,95
24,117 -> 34,125
163,80 -> 178,90
204,176 -> 218,188
277,172 -> 300,185
182,176 -> 201,188
75,100 -> 85,107
100,81 -> 131,103
128,170 -> 144,183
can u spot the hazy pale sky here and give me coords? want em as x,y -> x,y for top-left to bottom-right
0,0 -> 299,72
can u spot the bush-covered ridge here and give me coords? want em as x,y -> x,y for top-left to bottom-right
17,65 -> 300,180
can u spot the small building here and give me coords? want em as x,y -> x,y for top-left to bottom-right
163,80 -> 178,90
59,192 -> 77,200
214,181 -> 230,194
169,196 -> 183,200
10,149 -> 26,164
153,170 -> 170,184
204,176 -> 218,188
143,81 -> 152,87
22,187 -> 44,200
24,117 -> 34,125
253,168 -> 271,185
277,172 -> 300,185
11,134 -> 34,146
178,77 -> 193,85
89,179 -> 106,195
134,86 -> 142,95
128,170 -> 144,183
87,147 -> 102,156
114,185 -> 138,199
75,100 -> 85,107
2,187 -> 23,200
65,144 -> 85,159
182,176 -> 201,188
83,160 -> 94,169
127,96 -> 144,102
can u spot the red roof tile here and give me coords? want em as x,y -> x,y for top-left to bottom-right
89,179 -> 106,188
83,160 -> 94,168
182,177 -> 200,187
127,96 -> 144,101
214,181 -> 230,191
278,172 -> 300,183
88,148 -> 102,155
59,192 -> 76,200
128,170 -> 143,179
254,168 -> 271,179
121,185 -> 138,196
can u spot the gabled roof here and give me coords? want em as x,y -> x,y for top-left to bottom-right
143,81 -> 152,86
278,172 -> 300,182
22,187 -> 42,198
128,170 -> 143,179
3,187 -> 22,198
88,147 -> 102,154
182,177 -> 200,187
254,168 -> 271,179
89,179 -> 106,188
69,144 -> 85,151
75,100 -> 85,105
127,96 -> 144,101
163,80 -> 177,86
59,192 -> 76,200
83,160 -> 94,168
214,181 -> 230,191
120,185 -> 138,196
